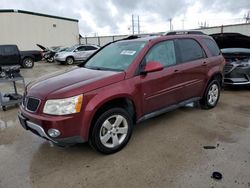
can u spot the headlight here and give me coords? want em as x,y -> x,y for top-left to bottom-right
43,94 -> 83,115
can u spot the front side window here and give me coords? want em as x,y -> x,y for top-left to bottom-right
145,40 -> 176,67
77,46 -> 86,51
84,41 -> 146,71
177,39 -> 205,63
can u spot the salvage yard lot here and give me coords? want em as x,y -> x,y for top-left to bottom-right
0,62 -> 250,188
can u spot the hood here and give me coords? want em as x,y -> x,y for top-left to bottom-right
36,44 -> 47,51
210,33 -> 250,49
27,67 -> 125,99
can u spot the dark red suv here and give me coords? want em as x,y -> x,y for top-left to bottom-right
18,33 -> 225,154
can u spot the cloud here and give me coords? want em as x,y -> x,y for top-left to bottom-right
199,0 -> 250,13
0,0 -> 249,35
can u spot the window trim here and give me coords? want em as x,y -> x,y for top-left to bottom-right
175,38 -> 207,64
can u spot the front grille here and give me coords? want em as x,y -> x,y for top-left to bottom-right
224,64 -> 234,74
26,97 -> 40,112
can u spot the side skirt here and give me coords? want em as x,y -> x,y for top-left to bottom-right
137,97 -> 201,123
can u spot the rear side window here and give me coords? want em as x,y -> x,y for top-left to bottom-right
177,39 -> 205,63
145,40 -> 176,67
85,46 -> 97,51
203,38 -> 221,56
3,46 -> 16,55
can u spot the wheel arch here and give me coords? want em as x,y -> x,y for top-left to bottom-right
22,56 -> 34,62
203,72 -> 223,97
87,97 -> 136,141
208,72 -> 223,87
66,56 -> 75,61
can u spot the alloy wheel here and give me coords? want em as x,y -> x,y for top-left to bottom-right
208,84 -> 219,106
99,115 -> 128,148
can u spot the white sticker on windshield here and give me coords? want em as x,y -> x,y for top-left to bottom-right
120,50 -> 136,56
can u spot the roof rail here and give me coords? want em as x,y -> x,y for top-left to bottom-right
165,30 -> 205,35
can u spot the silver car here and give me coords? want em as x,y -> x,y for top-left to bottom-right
55,44 -> 100,65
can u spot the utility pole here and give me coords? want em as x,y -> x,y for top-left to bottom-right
169,18 -> 172,31
131,14 -> 140,34
138,16 -> 140,34
182,19 -> 185,30
245,11 -> 250,23
132,14 -> 134,34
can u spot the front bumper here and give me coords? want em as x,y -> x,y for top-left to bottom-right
224,64 -> 250,85
55,56 -> 67,62
18,111 -> 86,146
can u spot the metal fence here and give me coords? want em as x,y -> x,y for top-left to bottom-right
80,23 -> 250,47
80,35 -> 128,46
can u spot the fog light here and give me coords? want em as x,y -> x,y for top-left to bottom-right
48,129 -> 60,138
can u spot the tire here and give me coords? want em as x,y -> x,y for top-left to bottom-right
66,57 -> 74,65
89,108 -> 133,154
200,80 -> 221,109
22,57 -> 34,68
47,57 -> 54,63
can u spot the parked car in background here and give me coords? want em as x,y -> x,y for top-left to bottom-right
0,45 -> 42,68
211,33 -> 250,86
43,46 -> 68,63
54,44 -> 100,65
18,33 -> 225,154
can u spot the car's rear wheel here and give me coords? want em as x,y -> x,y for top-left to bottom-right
89,108 -> 133,154
22,57 -> 34,68
200,80 -> 220,109
66,57 -> 74,65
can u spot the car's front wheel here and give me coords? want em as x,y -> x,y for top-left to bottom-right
90,108 -> 133,154
200,80 -> 221,109
66,57 -> 74,65
47,57 -> 54,63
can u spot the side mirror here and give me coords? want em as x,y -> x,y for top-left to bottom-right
142,61 -> 164,74
74,49 -> 79,52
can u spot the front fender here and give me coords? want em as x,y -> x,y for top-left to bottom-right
79,79 -> 141,140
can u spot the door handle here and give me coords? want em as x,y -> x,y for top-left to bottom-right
202,62 -> 207,66
174,69 -> 179,73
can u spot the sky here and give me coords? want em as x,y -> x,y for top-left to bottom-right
0,0 -> 249,36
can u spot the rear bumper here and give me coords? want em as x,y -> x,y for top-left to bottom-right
18,110 -> 86,146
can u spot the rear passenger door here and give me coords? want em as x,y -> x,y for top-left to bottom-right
175,38 -> 208,100
140,40 -> 184,114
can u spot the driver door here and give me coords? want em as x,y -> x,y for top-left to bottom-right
74,46 -> 86,61
140,40 -> 184,115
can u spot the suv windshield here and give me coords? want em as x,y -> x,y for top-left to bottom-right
84,41 -> 146,71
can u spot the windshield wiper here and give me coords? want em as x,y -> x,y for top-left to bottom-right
85,66 -> 123,72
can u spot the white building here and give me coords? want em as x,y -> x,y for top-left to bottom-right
0,9 -> 79,50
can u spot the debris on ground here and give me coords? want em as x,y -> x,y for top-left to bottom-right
203,146 -> 216,149
211,171 -> 223,180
